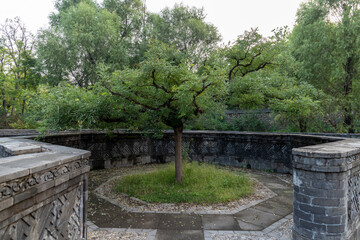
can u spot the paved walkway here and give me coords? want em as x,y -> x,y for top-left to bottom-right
87,171 -> 293,240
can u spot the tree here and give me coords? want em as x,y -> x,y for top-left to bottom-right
291,0 -> 360,132
103,0 -> 144,40
225,28 -> 284,108
26,84 -> 127,131
49,0 -> 83,26
148,4 -> 221,68
223,27 -> 327,132
37,0 -> 130,87
101,42 -> 227,182
0,18 -> 39,119
269,79 -> 324,132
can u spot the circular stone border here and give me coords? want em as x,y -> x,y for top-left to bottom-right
93,165 -> 277,215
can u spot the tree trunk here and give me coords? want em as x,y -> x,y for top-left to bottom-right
344,56 -> 354,133
344,109 -> 354,133
173,125 -> 183,183
11,84 -> 18,116
21,99 -> 26,115
299,118 -> 307,133
11,105 -> 15,116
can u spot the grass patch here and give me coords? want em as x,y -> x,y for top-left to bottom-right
114,162 -> 253,204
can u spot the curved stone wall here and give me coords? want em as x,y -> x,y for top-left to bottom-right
38,130 -> 341,173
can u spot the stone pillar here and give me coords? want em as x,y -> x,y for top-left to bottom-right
292,140 -> 360,240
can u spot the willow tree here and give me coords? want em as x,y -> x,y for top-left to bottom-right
37,0 -> 134,87
102,42 -> 227,182
0,18 -> 39,118
147,4 -> 221,68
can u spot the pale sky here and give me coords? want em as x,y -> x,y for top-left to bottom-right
0,0 -> 306,43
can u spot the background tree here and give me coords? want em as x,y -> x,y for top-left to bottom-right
225,28 -> 284,108
26,83 -> 129,131
103,0 -> 144,40
0,18 -> 40,127
102,42 -> 227,182
148,4 -> 221,68
49,0 -> 82,26
291,0 -> 360,132
224,27 -> 327,132
37,0 -> 131,87
269,79 -> 325,132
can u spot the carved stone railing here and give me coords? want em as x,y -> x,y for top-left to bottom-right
0,137 -> 90,240
40,130 -> 341,173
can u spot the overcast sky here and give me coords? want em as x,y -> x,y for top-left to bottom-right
0,0 -> 307,43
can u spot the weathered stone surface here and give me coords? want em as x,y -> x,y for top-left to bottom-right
38,130 -> 344,173
5,130 -> 360,240
0,137 -> 90,240
0,184 -> 84,240
293,138 -> 360,239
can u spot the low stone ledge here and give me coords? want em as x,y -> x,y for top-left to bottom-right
0,137 -> 90,240
0,141 -> 42,157
293,139 -> 360,159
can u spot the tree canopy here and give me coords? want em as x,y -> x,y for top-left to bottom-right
291,0 -> 360,132
101,42 -> 227,181
0,18 -> 40,127
37,1 -> 129,87
147,4 -> 221,67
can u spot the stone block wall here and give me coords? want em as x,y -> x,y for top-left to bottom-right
40,130 -> 340,173
0,137 -> 90,240
293,139 -> 360,239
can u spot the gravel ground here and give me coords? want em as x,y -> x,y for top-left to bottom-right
87,230 -> 148,240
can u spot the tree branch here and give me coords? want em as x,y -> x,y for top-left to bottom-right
228,59 -> 240,81
151,69 -> 170,93
228,49 -> 263,81
240,61 -> 272,77
192,79 -> 215,115
103,81 -> 170,111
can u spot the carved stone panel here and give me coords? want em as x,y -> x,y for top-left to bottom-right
348,171 -> 360,224
0,159 -> 89,201
0,184 -> 85,240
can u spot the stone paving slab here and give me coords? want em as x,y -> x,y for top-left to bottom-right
113,212 -> 161,229
272,192 -> 293,205
155,230 -> 204,240
253,198 -> 293,217
236,219 -> 264,231
235,208 -> 283,229
202,215 -> 241,230
158,214 -> 203,230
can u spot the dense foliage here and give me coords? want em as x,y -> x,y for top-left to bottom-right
291,0 -> 360,132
